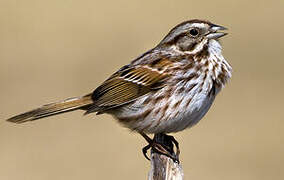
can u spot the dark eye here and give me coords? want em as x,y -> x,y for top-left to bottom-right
189,28 -> 199,36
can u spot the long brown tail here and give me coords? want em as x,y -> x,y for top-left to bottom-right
7,94 -> 94,124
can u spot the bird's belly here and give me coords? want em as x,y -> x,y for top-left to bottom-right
145,90 -> 215,133
111,83 -> 217,134
162,92 -> 215,133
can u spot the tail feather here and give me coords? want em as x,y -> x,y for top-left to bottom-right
7,94 -> 93,124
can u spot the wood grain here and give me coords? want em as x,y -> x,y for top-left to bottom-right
148,134 -> 183,180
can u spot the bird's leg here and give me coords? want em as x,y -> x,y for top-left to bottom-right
140,132 -> 180,163
140,132 -> 153,160
167,135 -> 180,159
153,133 -> 180,163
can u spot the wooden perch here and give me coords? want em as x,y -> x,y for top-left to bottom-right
148,134 -> 184,180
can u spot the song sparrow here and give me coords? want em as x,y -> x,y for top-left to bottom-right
7,19 -> 232,161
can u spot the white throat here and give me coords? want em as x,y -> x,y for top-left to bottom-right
207,39 -> 232,87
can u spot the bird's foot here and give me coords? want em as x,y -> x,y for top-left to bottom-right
140,133 -> 180,163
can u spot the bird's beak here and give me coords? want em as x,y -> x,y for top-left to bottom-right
206,24 -> 228,39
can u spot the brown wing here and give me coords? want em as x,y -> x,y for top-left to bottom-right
85,65 -> 168,114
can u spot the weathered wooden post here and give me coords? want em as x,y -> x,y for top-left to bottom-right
148,134 -> 184,180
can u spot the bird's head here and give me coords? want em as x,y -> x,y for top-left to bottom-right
159,19 -> 227,54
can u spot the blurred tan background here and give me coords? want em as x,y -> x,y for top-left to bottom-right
0,0 -> 283,179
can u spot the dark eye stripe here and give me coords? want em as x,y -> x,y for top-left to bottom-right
171,32 -> 188,44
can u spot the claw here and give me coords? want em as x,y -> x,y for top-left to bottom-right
142,144 -> 151,161
140,132 -> 181,163
168,135 -> 180,162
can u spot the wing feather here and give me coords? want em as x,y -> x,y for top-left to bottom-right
85,65 -> 168,114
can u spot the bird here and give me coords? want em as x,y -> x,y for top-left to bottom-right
7,19 -> 232,161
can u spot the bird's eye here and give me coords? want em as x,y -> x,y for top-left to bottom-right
189,28 -> 199,36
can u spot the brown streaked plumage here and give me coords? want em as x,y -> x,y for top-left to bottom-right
7,19 -> 232,161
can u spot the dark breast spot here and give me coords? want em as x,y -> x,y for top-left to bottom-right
185,98 -> 192,107
195,46 -> 209,60
173,100 -> 182,109
185,73 -> 198,81
141,109 -> 151,119
177,86 -> 185,94
161,104 -> 169,117
185,83 -> 197,93
153,95 -> 164,104
184,62 -> 194,70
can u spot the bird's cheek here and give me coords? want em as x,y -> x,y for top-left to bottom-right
178,41 -> 198,52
